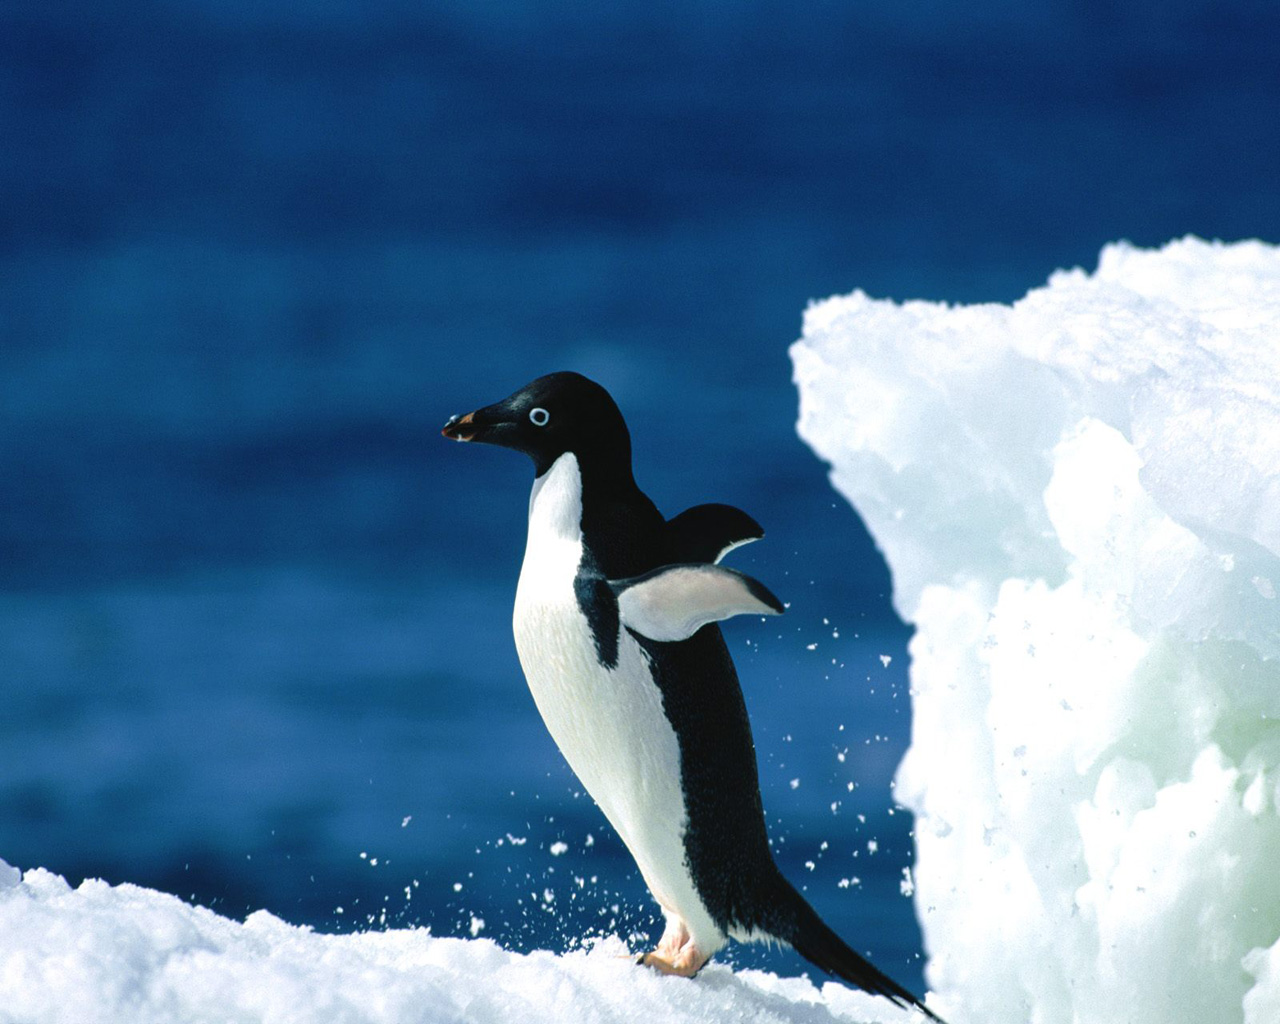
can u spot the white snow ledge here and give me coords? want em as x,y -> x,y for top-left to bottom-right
792,236 -> 1280,1024
0,862 -> 923,1024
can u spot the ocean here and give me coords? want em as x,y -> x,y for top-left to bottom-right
2,0 -> 1277,995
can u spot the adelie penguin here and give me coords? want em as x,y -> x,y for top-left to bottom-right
443,371 -> 941,1021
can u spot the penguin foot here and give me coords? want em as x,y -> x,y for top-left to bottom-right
633,944 -> 710,978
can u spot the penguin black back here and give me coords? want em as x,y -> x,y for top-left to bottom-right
635,619 -> 943,1021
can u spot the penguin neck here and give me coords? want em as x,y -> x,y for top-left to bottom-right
527,452 -> 587,543
528,451 -> 659,576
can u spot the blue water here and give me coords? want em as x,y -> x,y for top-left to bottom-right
3,0 -> 1278,995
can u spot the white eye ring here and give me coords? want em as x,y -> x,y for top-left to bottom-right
529,407 -> 550,427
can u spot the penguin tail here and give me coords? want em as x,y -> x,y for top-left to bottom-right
762,877 -> 945,1022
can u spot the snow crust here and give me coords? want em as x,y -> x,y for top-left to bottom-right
0,860 -> 920,1024
792,237 -> 1280,1024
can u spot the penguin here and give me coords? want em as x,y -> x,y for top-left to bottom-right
442,371 -> 941,1021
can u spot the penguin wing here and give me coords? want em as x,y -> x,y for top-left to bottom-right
665,503 -> 763,564
610,563 -> 784,643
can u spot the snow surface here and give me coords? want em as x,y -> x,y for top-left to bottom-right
793,236 -> 1280,1024
0,860 -> 925,1024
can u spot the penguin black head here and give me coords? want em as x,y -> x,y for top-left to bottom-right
442,371 -> 632,478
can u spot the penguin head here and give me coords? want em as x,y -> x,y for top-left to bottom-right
442,371 -> 631,477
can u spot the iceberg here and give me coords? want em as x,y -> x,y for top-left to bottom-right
792,237 -> 1280,1024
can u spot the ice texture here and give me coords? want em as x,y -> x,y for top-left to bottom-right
792,237 -> 1280,1024
0,860 -> 923,1024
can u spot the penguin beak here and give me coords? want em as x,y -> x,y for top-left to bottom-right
441,411 -> 478,442
442,403 -> 519,446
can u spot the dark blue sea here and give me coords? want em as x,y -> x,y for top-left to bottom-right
3,0 -> 1278,994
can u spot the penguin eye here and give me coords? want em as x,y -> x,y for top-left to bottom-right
529,407 -> 550,427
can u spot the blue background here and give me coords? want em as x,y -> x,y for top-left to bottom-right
3,0 -> 1278,993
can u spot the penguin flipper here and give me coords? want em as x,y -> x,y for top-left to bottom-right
610,563 -> 783,643
666,504 -> 764,564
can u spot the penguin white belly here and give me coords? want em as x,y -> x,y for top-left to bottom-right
512,454 -> 722,951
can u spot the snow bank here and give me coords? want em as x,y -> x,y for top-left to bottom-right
0,859 -> 920,1024
792,237 -> 1280,1024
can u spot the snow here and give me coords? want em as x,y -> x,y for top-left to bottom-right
792,236 -> 1280,1024
0,859 -> 922,1024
